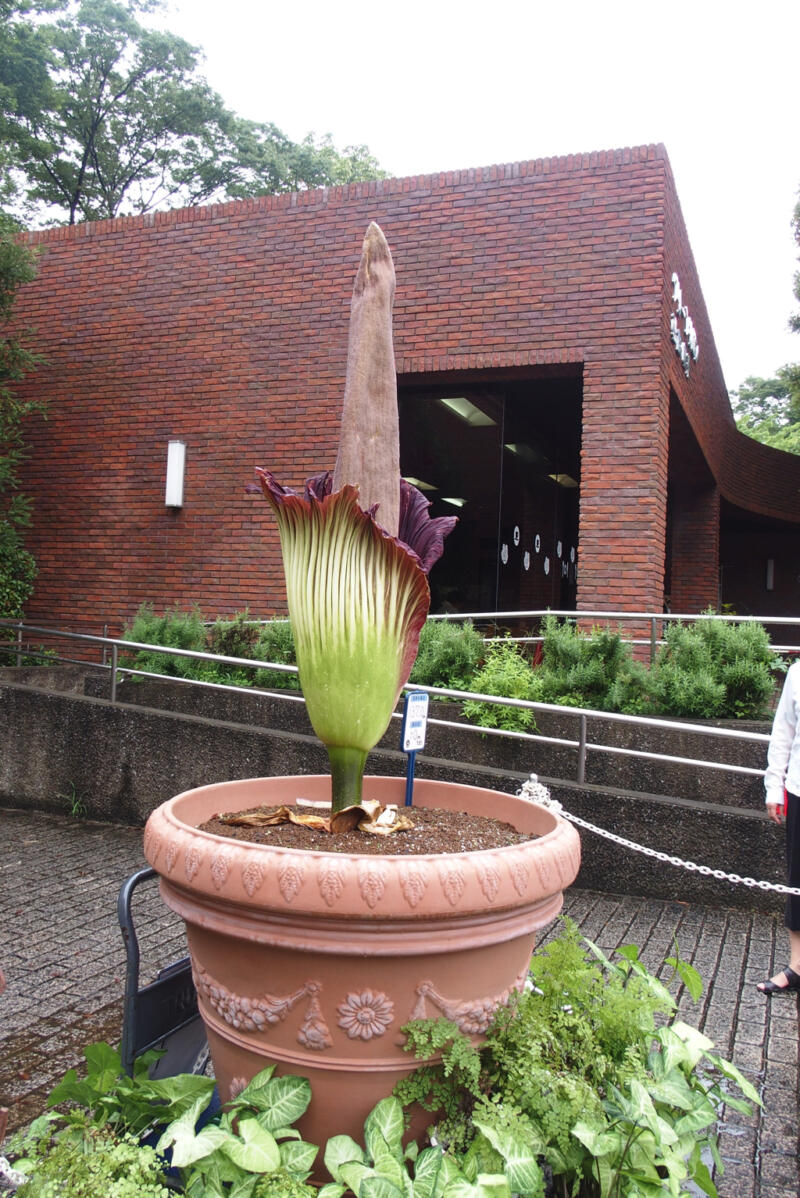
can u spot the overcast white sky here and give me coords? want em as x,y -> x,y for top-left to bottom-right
157,0 -> 799,393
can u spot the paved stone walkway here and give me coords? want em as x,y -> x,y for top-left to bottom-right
1,807 -> 798,1196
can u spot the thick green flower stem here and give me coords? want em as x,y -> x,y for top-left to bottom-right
328,745 -> 369,813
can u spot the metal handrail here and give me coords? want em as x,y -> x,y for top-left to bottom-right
0,617 -> 774,789
428,607 -> 800,625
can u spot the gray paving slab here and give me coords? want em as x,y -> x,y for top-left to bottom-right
1,807 -> 798,1196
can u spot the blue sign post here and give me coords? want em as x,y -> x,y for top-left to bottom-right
400,691 -> 429,807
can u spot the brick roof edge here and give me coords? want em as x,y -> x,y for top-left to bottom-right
23,143 -> 668,244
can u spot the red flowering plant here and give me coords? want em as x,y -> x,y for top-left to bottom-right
251,224 -> 455,819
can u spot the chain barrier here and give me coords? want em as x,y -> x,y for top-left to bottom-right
517,775 -> 800,898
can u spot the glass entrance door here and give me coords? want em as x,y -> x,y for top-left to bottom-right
399,375 -> 581,614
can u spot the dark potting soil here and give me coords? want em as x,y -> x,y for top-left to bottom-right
198,805 -> 536,856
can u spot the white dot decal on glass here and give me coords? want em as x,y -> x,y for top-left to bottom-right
500,543 -> 509,565
535,534 -> 541,554
513,525 -> 520,546
523,551 -> 530,571
544,556 -> 550,575
570,546 -> 576,563
557,540 -> 562,559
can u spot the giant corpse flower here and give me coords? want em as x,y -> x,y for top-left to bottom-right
253,224 -> 456,815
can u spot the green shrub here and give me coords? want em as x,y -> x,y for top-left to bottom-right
409,618 -> 484,690
463,641 -> 539,732
397,920 -> 758,1198
204,609 -> 264,686
253,618 -> 301,691
120,603 -> 209,679
15,1127 -> 170,1196
8,1047 -> 318,1197
120,606 -> 301,691
605,657 -> 655,714
535,615 -> 636,711
647,659 -> 725,719
207,609 -> 260,660
649,615 -> 775,719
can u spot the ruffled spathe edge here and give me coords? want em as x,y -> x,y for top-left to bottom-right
251,469 -> 457,578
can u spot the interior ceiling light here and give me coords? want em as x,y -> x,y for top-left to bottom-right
548,473 -> 579,488
402,476 -> 437,491
505,442 -> 547,466
438,396 -> 496,426
441,497 -> 467,508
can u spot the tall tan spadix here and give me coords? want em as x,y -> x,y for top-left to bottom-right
332,222 -> 400,537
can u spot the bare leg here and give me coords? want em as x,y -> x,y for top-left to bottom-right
760,928 -> 800,990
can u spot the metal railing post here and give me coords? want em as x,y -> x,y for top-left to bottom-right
650,617 -> 657,665
577,715 -> 587,784
16,623 -> 23,668
110,643 -> 118,704
102,624 -> 108,666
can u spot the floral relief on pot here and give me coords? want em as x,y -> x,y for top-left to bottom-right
357,859 -> 387,909
164,840 -> 179,875
398,861 -> 431,909
437,861 -> 466,907
318,860 -> 347,907
184,845 -> 203,882
410,968 -> 530,1035
277,857 -> 306,903
241,858 -> 266,897
337,989 -> 395,1040
143,827 -> 162,867
210,850 -> 232,891
477,858 -> 502,903
193,965 -> 333,1049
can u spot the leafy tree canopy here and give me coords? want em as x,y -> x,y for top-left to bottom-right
730,364 -> 800,453
0,211 -> 43,618
0,0 -> 386,225
731,189 -> 800,455
792,193 -> 800,334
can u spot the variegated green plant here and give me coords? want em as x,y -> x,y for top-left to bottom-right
253,225 -> 455,814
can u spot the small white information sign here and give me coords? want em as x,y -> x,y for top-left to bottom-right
401,691 -> 429,753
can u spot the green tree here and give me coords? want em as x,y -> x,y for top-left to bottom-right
0,213 -> 43,619
730,364 -> 800,453
0,0 -> 385,226
730,188 -> 800,454
791,192 -> 800,334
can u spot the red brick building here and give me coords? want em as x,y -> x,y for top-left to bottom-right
12,143 -> 800,638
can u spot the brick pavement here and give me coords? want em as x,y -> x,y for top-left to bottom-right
1,808 -> 798,1196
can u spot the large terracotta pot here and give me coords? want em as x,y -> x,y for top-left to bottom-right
143,775 -> 580,1157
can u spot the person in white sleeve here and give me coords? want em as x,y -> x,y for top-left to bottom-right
758,659 -> 800,995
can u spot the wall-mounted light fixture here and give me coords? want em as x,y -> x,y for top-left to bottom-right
766,558 -> 775,591
165,440 -> 186,508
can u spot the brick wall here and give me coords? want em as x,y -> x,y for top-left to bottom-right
667,394 -> 721,612
11,144 -> 800,641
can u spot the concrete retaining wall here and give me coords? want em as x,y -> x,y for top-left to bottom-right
1,669 -> 783,914
83,673 -> 770,808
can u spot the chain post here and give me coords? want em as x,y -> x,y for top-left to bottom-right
520,787 -> 800,898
